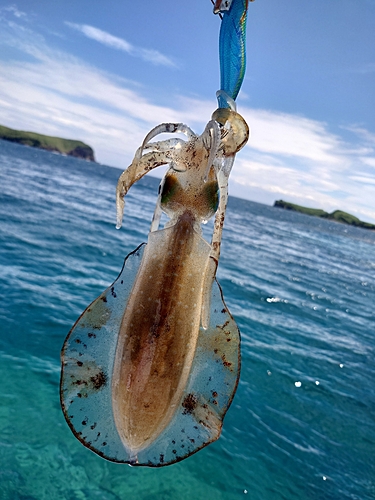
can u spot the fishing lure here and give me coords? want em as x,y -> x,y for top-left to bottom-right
60,0 -> 251,467
213,0 -> 254,108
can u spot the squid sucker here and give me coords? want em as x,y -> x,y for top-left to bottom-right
60,107 -> 249,466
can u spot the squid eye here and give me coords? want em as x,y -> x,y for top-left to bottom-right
204,181 -> 220,213
212,108 -> 249,155
161,174 -> 180,204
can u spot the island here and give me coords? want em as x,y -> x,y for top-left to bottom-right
274,200 -> 375,230
0,124 -> 96,162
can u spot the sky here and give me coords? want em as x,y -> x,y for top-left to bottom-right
0,0 -> 374,222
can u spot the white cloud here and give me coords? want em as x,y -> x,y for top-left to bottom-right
228,118 -> 375,222
343,124 -> 375,144
0,4 -> 27,19
1,17 -> 374,223
243,109 -> 342,164
65,22 -> 176,68
360,157 -> 375,168
350,175 -> 375,185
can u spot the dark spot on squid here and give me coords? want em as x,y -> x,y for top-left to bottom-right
90,371 -> 106,390
121,280 -> 123,284
214,349 -> 218,354
189,438 -> 195,444
166,123 -> 178,133
77,361 -> 83,367
102,442 -> 107,446
111,287 -> 117,298
73,379 -> 87,386
212,391 -> 218,398
90,423 -> 97,430
82,418 -> 88,426
172,440 -> 176,444
75,339 -> 82,344
159,454 -> 164,463
172,450 -> 177,455
182,393 -> 198,415
88,332 -> 96,339
222,355 -> 232,368
221,308 -> 226,313
213,400 -> 218,405
101,296 -> 107,303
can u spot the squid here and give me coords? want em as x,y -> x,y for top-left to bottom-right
60,105 -> 249,466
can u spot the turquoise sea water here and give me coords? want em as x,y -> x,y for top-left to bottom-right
1,139 -> 374,499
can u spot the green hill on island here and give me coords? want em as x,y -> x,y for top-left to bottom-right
0,124 -> 95,162
274,200 -> 375,230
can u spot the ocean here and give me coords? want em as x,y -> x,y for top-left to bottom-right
0,139 -> 374,500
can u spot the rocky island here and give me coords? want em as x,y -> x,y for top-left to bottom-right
274,200 -> 375,230
0,124 -> 96,162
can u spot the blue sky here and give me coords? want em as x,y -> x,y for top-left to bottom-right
1,0 -> 374,222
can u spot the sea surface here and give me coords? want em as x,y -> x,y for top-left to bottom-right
1,139 -> 374,500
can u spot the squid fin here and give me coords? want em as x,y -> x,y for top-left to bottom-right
60,245 -> 240,466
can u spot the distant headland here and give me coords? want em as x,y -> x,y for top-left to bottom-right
0,124 -> 96,162
274,200 -> 375,230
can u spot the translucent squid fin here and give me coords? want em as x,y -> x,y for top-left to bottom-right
134,278 -> 240,466
60,244 -> 146,464
60,245 -> 240,467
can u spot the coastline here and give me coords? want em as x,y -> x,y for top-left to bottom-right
274,199 -> 375,230
0,124 -> 96,162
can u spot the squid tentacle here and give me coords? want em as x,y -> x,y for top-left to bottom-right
136,123 -> 197,160
202,120 -> 221,181
116,150 -> 173,229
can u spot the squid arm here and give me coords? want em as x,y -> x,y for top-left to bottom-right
116,122 -> 196,230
